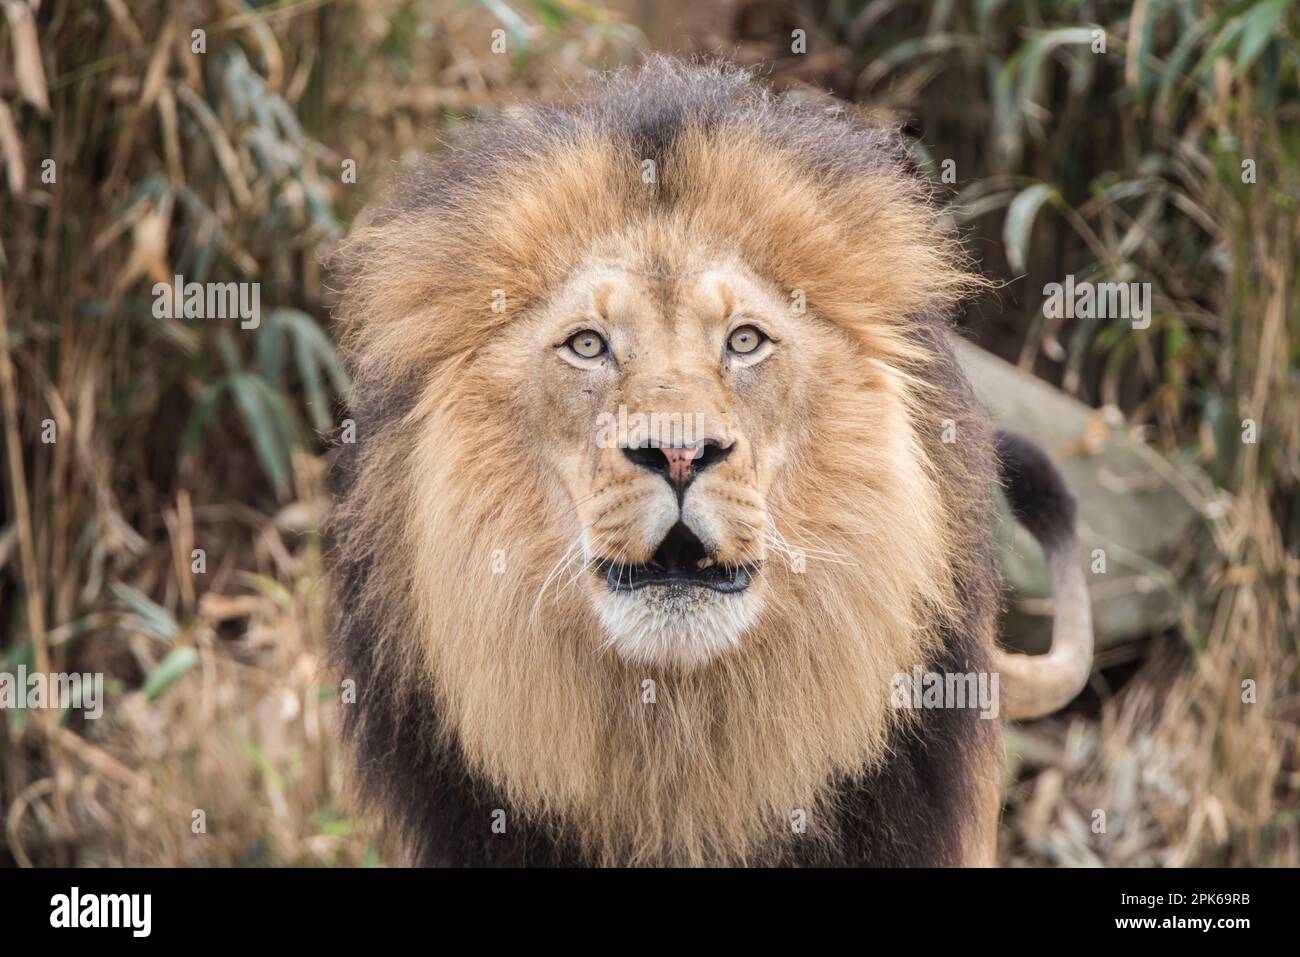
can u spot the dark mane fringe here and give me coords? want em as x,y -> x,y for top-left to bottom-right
369,57 -> 912,217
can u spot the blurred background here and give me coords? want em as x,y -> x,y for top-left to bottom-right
0,0 -> 1296,867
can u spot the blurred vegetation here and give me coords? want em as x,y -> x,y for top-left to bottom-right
724,0 -> 1300,863
0,0 -> 1295,866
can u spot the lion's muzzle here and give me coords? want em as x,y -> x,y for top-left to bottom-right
596,520 -> 756,593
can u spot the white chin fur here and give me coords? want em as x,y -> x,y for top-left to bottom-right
594,586 -> 759,668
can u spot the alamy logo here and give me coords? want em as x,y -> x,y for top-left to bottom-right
1043,274 -> 1152,329
595,405 -> 708,450
0,667 -> 103,719
152,273 -> 261,329
50,887 -> 151,937
891,666 -> 1000,719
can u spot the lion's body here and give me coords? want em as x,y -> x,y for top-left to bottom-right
329,60 -> 1006,866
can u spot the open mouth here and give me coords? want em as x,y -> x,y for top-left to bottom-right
596,522 -> 755,593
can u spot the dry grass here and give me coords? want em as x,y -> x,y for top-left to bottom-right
729,0 -> 1300,867
0,0 -> 640,867
1,0 -> 1295,867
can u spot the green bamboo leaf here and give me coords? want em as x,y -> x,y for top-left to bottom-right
530,0 -> 570,31
1236,0 -> 1287,73
180,380 -> 226,458
861,34 -> 980,86
1258,38 -> 1283,112
217,331 -> 242,372
1191,15 -> 1248,81
1016,27 -> 1096,114
990,55 -> 1022,166
112,583 -> 180,641
270,308 -> 351,431
295,331 -> 330,432
257,309 -> 288,384
240,737 -> 287,791
143,647 -> 199,701
1154,15 -> 1211,123
976,0 -> 1009,32
1003,183 -> 1058,274
1132,7 -> 1157,104
118,173 -> 171,214
950,188 -> 1016,225
236,571 -> 295,613
231,372 -> 293,495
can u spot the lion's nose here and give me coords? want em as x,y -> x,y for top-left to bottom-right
623,439 -> 733,493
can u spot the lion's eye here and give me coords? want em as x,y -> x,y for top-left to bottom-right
728,325 -> 766,355
567,330 -> 607,359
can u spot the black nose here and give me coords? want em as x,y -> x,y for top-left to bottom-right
623,439 -> 733,492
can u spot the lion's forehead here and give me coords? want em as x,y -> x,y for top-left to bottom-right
544,250 -> 788,354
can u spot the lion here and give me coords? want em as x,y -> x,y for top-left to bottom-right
327,58 -> 1093,867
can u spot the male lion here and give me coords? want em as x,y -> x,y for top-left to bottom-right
328,59 -> 1092,867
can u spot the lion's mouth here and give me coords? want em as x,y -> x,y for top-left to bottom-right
596,521 -> 755,593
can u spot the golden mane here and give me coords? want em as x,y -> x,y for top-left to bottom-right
329,58 -> 1000,866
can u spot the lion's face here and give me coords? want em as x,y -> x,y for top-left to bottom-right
495,243 -> 830,667
332,60 -> 1001,865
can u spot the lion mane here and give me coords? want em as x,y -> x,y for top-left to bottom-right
328,59 -> 1009,866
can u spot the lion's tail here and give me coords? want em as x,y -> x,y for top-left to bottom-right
992,429 -> 1095,720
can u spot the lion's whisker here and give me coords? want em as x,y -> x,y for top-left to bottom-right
532,531 -> 590,623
